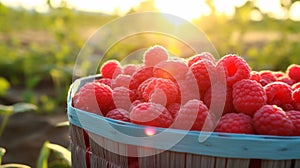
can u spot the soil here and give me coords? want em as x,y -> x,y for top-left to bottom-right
0,112 -> 70,167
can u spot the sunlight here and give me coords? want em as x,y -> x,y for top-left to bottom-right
214,0 -> 246,16
155,0 -> 210,21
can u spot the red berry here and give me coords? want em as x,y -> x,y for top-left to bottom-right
176,77 -> 201,104
95,78 -> 112,87
166,103 -> 181,119
187,52 -> 216,67
215,113 -> 254,134
293,88 -> 300,103
129,66 -> 153,90
106,108 -> 130,122
153,60 -> 189,81
73,82 -> 114,116
292,82 -> 300,91
232,79 -> 266,116
264,82 -> 293,108
172,99 -> 214,131
249,71 -> 261,83
277,76 -> 294,86
112,74 -> 131,89
287,64 -> 300,82
286,110 -> 300,135
143,45 -> 169,67
259,71 -> 276,86
216,54 -> 251,87
113,87 -> 135,111
100,60 -> 122,79
123,64 -> 139,76
253,105 -> 295,136
130,102 -> 173,128
142,78 -> 178,105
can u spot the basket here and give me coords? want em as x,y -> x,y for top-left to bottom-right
68,75 -> 300,168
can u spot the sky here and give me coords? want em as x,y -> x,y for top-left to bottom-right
1,0 -> 300,21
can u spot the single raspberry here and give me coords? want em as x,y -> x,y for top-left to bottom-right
287,64 -> 300,82
153,60 -> 189,81
142,78 -> 178,105
253,105 -> 295,136
249,71 -> 261,83
111,74 -> 131,89
73,82 -> 114,116
95,78 -> 112,87
106,108 -> 130,122
172,99 -> 214,131
100,60 -> 122,79
123,64 -> 139,76
232,79 -> 266,116
190,59 -> 217,93
129,66 -> 153,90
259,70 -> 276,86
286,110 -> 300,135
130,102 -> 173,128
216,54 -> 251,87
187,52 -> 216,67
293,88 -> 300,103
113,87 -> 135,111
264,82 -> 293,108
292,82 -> 300,91
166,103 -> 181,119
204,83 -> 234,115
215,113 -> 254,134
143,45 -> 169,67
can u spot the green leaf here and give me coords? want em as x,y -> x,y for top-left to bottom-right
12,103 -> 37,113
37,141 -> 51,168
1,164 -> 31,168
55,121 -> 69,127
0,147 -> 6,165
46,143 -> 71,165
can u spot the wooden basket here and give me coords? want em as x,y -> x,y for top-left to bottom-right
68,75 -> 300,168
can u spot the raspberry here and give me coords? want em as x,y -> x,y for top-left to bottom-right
111,74 -> 131,89
143,45 -> 169,67
95,78 -> 112,87
286,110 -> 300,135
277,76 -> 294,86
136,77 -> 154,101
172,99 -> 214,131
232,79 -> 266,116
249,71 -> 261,83
273,71 -> 285,78
142,78 -> 178,105
176,77 -> 201,104
130,102 -> 173,128
166,103 -> 181,119
293,88 -> 300,103
204,83 -> 234,115
216,54 -> 251,87
264,82 -> 293,108
123,64 -> 138,76
187,52 -> 216,67
106,108 -> 130,122
253,105 -> 295,136
129,66 -> 153,90
292,82 -> 300,91
100,60 -> 122,79
215,113 -> 254,134
259,70 -> 276,86
112,87 -> 135,111
153,60 -> 189,81
190,59 -> 217,93
287,64 -> 300,82
73,82 -> 114,116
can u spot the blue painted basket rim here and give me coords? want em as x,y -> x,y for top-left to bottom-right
67,75 -> 300,160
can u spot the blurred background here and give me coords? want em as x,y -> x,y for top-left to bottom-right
0,0 -> 299,167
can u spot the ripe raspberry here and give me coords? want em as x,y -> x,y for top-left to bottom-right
293,88 -> 300,103
190,59 -> 217,93
153,60 -> 189,81
142,78 -> 178,105
259,70 -> 276,86
172,99 -> 214,131
129,66 -> 153,90
143,45 -> 169,67
111,74 -> 131,88
232,79 -> 266,116
287,64 -> 300,82
292,82 -> 300,91
130,102 -> 173,128
166,103 -> 181,119
95,78 -> 112,87
249,71 -> 261,83
176,77 -> 201,104
264,82 -> 293,108
113,87 -> 135,111
73,82 -> 114,116
277,76 -> 294,86
253,105 -> 295,136
129,99 -> 143,112
216,54 -> 250,87
273,71 -> 285,78
100,60 -> 122,79
187,52 -> 216,67
286,110 -> 300,135
215,113 -> 254,134
106,108 -> 130,122
136,77 -> 154,101
123,64 -> 138,76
